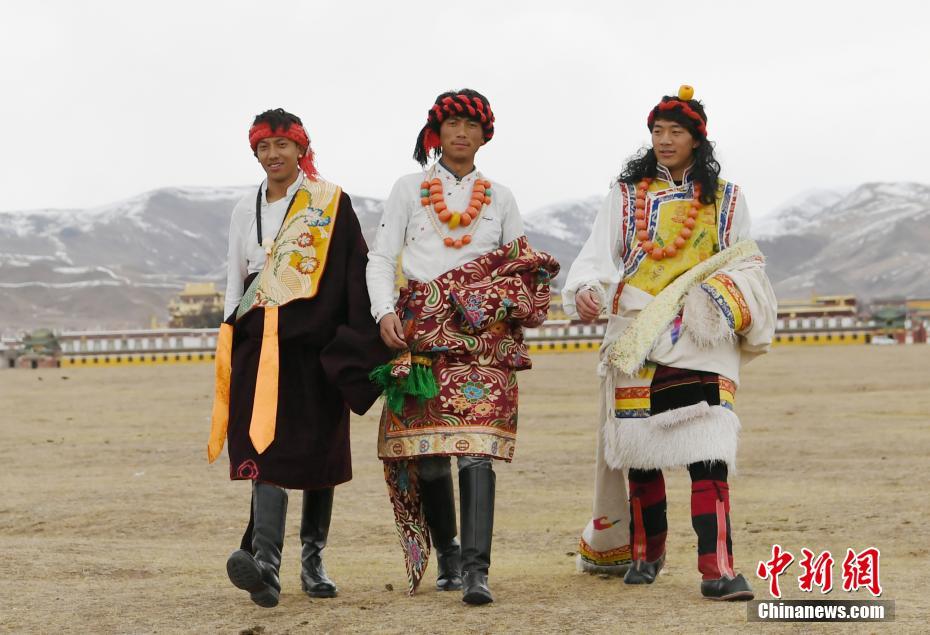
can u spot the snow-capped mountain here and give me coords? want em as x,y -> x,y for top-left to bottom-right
752,187 -> 853,239
521,196 -> 601,275
0,186 -> 386,333
754,182 -> 930,300
2,181 -> 928,332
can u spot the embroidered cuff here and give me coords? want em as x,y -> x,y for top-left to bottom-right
700,274 -> 752,333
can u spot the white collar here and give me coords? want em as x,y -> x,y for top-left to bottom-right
435,160 -> 478,184
654,163 -> 694,187
260,170 -> 304,204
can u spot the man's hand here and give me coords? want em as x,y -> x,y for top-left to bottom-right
576,288 -> 602,323
378,313 -> 407,349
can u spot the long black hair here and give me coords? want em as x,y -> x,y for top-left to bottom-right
618,100 -> 720,206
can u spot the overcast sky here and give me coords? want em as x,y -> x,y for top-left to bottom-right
2,0 -> 928,220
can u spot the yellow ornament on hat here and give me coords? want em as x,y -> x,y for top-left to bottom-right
678,85 -> 694,100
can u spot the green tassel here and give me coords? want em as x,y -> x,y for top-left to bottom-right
384,385 -> 406,414
368,359 -> 439,414
369,362 -> 394,389
369,363 -> 405,414
407,363 -> 439,402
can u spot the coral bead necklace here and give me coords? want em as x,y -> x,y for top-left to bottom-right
419,172 -> 492,249
635,178 -> 703,260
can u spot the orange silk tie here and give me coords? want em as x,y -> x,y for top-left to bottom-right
249,306 -> 280,454
207,323 -> 234,463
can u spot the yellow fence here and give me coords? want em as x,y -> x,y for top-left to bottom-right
57,330 -> 880,369
529,332 -> 874,352
61,352 -> 216,367
772,331 -> 871,346
527,340 -> 600,354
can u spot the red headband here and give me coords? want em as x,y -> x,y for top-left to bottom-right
420,93 -> 496,157
647,99 -> 708,137
248,121 -> 318,179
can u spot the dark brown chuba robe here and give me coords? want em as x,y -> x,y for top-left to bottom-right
225,192 -> 391,489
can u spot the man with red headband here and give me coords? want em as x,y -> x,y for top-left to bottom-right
564,86 -> 776,601
366,90 -> 558,604
207,108 -> 389,607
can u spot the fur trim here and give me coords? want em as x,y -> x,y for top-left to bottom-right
682,285 -> 735,349
607,240 -> 762,375
645,401 -> 711,430
576,555 -> 630,576
603,405 -> 740,472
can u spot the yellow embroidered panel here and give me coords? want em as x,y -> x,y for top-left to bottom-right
626,179 -> 724,296
237,180 -> 342,319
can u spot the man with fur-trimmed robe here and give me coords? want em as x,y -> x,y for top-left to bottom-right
563,86 -> 776,601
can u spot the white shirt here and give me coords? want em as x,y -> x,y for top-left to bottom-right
366,162 -> 524,323
223,171 -> 305,318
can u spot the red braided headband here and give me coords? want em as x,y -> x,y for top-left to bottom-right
420,93 -> 496,156
248,122 -> 318,178
647,99 -> 708,137
429,95 -> 494,130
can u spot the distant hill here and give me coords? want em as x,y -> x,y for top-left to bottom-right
753,182 -> 930,300
2,181 -> 928,332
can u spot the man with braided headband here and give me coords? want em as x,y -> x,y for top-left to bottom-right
367,89 -> 558,604
564,86 -> 776,601
207,108 -> 389,607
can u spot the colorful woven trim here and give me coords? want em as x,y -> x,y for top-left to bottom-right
717,181 -> 739,248
615,363 -> 656,418
719,377 -> 736,410
578,537 -> 632,568
615,386 -> 651,419
700,273 -> 751,332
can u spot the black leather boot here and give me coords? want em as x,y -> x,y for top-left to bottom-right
623,553 -> 666,584
701,573 -> 754,601
420,473 -> 463,591
459,463 -> 495,605
227,482 -> 287,608
299,487 -> 338,598
623,494 -> 665,585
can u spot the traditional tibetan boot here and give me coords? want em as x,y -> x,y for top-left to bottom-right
624,469 -> 668,585
420,473 -> 463,591
701,573 -> 754,601
227,481 -> 288,608
299,487 -> 338,598
691,469 -> 753,601
459,462 -> 495,605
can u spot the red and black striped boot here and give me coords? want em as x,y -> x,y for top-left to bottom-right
623,468 -> 667,585
689,462 -> 753,601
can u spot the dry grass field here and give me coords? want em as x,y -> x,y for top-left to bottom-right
1,345 -> 928,634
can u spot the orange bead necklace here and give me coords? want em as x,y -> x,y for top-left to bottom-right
635,178 -> 703,260
419,173 -> 492,249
